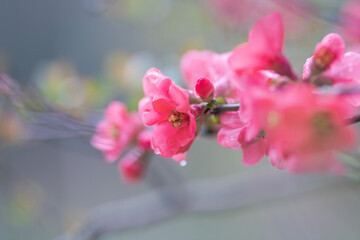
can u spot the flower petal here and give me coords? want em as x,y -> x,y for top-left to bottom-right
242,138 -> 267,166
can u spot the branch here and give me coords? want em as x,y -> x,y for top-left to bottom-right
52,166 -> 345,240
210,103 -> 240,115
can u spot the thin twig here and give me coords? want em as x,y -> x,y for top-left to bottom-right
210,103 -> 240,115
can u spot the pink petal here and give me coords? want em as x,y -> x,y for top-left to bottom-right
143,68 -> 172,98
249,12 -> 283,53
242,138 -> 267,166
152,122 -> 180,157
139,98 -> 167,126
302,57 -> 313,79
229,43 -> 262,73
176,113 -> 196,147
168,84 -> 190,112
326,52 -> 360,84
220,112 -> 243,127
105,101 -> 128,126
152,98 -> 174,114
217,127 -> 242,149
91,135 -> 116,151
104,149 -> 122,163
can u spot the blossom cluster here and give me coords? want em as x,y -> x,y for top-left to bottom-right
92,12 -> 360,181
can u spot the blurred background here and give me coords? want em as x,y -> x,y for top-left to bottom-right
1,0 -> 360,239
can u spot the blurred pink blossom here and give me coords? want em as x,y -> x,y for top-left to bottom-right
303,33 -> 360,106
312,33 -> 345,71
247,84 -> 357,173
91,101 -> 141,162
118,148 -> 146,183
229,12 -> 296,79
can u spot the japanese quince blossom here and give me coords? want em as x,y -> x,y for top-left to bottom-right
139,68 -> 197,159
245,84 -> 356,173
91,12 -> 360,182
91,101 -> 141,162
303,33 -> 360,106
119,147 -> 146,183
229,12 -> 296,79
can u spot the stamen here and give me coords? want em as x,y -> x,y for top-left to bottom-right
314,47 -> 335,70
312,112 -> 334,136
110,125 -> 119,139
168,110 -> 187,128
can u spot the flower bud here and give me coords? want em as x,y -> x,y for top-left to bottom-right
195,77 -> 214,101
119,148 -> 145,183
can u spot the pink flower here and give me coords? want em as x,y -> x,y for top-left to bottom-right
229,12 -> 296,79
246,84 -> 357,173
217,112 -> 267,166
118,148 -> 146,183
139,68 -> 197,158
91,101 -> 140,163
195,77 -> 214,101
303,33 -> 360,106
180,50 -> 239,98
304,33 -> 345,74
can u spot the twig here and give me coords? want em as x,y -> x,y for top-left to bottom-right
52,168 -> 347,240
210,103 -> 240,115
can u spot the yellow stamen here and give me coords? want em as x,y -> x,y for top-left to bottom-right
314,48 -> 335,70
110,125 -> 119,139
312,112 -> 334,136
168,110 -> 186,128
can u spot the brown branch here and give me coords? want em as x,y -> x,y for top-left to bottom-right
210,103 -> 240,115
52,168 -> 344,240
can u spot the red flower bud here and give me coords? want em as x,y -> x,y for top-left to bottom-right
119,148 -> 145,183
195,77 -> 214,101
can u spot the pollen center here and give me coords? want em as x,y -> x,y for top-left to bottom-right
314,47 -> 335,70
168,110 -> 187,128
110,125 -> 119,139
312,112 -> 334,136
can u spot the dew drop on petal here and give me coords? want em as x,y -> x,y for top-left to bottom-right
154,148 -> 160,154
179,160 -> 187,167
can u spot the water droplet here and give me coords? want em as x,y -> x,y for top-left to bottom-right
154,148 -> 160,154
179,160 -> 187,167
